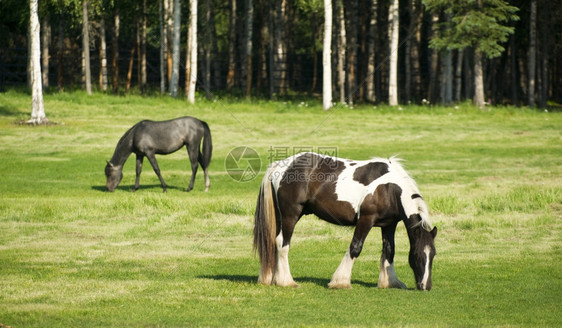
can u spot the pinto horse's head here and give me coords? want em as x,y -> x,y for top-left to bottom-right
408,223 -> 437,291
105,161 -> 123,192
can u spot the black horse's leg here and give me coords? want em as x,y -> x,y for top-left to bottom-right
146,153 -> 167,192
185,144 -> 199,192
134,154 -> 144,191
378,223 -> 406,289
198,153 -> 210,192
329,216 -> 375,289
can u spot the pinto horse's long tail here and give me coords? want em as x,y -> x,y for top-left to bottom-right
200,121 -> 212,170
253,167 -> 277,285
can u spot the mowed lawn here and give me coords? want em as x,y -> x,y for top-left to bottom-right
0,90 -> 560,327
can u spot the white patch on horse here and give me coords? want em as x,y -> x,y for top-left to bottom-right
421,245 -> 431,289
378,259 -> 407,289
328,249 -> 355,289
334,160 -> 372,213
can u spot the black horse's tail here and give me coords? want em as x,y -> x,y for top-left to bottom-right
253,166 -> 277,285
200,121 -> 212,169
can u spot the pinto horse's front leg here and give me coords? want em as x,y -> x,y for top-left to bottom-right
378,224 -> 407,289
329,217 -> 374,289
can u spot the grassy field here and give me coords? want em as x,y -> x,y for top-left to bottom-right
0,90 -> 560,327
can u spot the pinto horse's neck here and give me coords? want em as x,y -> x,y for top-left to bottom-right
109,126 -> 135,167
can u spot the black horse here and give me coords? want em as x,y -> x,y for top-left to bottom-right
254,152 -> 437,290
105,116 -> 212,192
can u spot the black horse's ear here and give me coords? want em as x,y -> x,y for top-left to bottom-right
106,161 -> 113,167
431,226 -> 437,238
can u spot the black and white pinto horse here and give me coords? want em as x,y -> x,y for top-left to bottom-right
254,152 -> 437,290
105,116 -> 212,192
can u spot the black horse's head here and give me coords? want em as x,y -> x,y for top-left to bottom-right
105,161 -> 122,192
408,224 -> 437,291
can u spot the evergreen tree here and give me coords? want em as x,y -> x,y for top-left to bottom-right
423,0 -> 518,107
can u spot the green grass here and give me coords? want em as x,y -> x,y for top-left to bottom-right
0,90 -> 561,327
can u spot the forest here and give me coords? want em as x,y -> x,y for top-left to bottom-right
1,0 -> 561,108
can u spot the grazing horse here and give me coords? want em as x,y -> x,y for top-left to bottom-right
254,152 -> 437,290
105,116 -> 212,192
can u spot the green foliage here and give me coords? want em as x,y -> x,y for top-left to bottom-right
0,90 -> 561,327
424,0 -> 519,58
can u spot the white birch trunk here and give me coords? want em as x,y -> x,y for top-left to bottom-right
388,0 -> 399,106
29,0 -> 47,124
187,0 -> 197,104
99,16 -> 108,91
322,0 -> 332,110
82,0 -> 91,95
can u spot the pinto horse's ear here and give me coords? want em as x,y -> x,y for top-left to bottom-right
431,226 -> 438,239
106,160 -> 113,167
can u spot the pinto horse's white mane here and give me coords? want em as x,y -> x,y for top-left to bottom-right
385,157 -> 433,231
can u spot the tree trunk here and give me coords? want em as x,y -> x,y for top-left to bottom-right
527,0 -> 536,107
442,50 -> 452,105
82,0 -> 92,95
244,0 -> 254,97
509,36 -> 518,106
346,0 -> 358,105
335,0 -> 346,104
140,0 -> 147,93
29,0 -> 47,124
409,0 -> 422,103
187,0 -> 197,104
112,7 -> 120,94
126,44 -> 136,93
203,0 -> 212,98
226,0 -> 237,90
454,49 -> 463,102
272,0 -> 288,96
366,0 -> 377,103
41,15 -> 50,88
57,19 -> 64,91
159,0 -> 167,94
473,49 -> 485,108
166,0 -> 174,84
256,0 -> 269,93
388,0 -> 399,106
169,0 -> 181,98
99,15 -> 108,91
322,0 -> 332,110
428,12 -> 439,103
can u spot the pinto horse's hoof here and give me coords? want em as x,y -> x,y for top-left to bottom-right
328,282 -> 352,289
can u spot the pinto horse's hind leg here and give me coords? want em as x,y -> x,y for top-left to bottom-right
378,224 -> 407,289
273,213 -> 300,288
146,153 -> 167,192
329,216 -> 374,289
